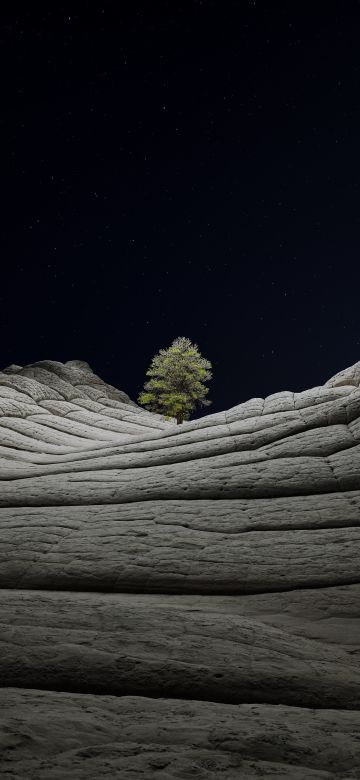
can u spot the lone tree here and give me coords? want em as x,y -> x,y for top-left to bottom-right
137,336 -> 212,424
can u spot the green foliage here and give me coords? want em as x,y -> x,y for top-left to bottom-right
137,336 -> 212,424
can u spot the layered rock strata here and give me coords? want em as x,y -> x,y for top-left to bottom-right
0,358 -> 360,778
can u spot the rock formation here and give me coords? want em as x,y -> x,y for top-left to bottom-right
0,358 -> 360,778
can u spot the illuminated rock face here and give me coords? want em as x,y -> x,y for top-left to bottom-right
1,359 -> 360,778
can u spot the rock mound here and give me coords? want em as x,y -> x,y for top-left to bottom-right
0,359 -> 360,778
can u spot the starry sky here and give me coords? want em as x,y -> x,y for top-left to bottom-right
1,2 -> 360,415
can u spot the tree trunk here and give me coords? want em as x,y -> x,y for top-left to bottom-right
176,413 -> 183,424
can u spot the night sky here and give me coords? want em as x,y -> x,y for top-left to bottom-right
1,3 -> 360,416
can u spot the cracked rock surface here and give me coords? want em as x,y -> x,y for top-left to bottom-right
0,358 -> 360,778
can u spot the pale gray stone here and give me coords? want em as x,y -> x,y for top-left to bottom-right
1,358 -> 360,778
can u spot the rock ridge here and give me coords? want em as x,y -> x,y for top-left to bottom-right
1,358 -> 360,777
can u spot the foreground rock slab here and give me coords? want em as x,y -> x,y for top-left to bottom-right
1,689 -> 360,779
0,359 -> 360,777
1,588 -> 359,708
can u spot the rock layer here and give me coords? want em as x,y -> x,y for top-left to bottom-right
0,358 -> 360,778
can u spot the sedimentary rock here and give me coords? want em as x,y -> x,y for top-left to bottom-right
0,358 -> 360,778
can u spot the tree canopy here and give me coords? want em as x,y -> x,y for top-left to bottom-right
137,336 -> 212,424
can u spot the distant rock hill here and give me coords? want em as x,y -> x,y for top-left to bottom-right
0,358 -> 360,778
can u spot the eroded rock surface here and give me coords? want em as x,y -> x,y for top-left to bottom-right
0,358 -> 360,778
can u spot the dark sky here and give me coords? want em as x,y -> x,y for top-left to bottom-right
1,2 -> 359,416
